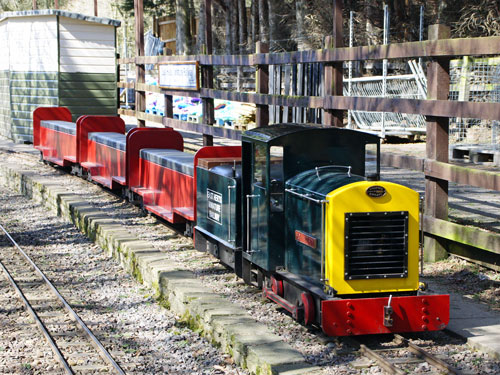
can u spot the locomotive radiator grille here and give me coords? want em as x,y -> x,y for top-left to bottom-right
344,211 -> 408,280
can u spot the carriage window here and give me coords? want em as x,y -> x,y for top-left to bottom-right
365,143 -> 379,179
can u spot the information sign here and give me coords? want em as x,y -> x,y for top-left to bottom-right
158,61 -> 199,91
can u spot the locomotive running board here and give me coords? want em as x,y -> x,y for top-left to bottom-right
321,294 -> 449,336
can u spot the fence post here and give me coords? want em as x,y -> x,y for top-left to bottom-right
255,41 -> 269,127
134,0 -> 146,127
424,24 -> 451,262
163,50 -> 174,122
201,0 -> 214,146
323,0 -> 344,127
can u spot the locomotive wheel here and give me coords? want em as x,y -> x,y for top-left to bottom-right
271,276 -> 284,297
301,292 -> 315,326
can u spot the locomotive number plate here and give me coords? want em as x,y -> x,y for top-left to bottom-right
366,185 -> 386,198
207,189 -> 223,224
295,230 -> 317,249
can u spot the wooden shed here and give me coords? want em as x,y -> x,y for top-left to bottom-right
0,10 -> 120,143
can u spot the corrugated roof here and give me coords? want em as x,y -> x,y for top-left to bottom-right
0,9 -> 120,27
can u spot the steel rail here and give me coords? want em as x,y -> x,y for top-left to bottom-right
0,223 -> 126,375
358,343 -> 406,375
394,334 -> 463,375
349,334 -> 462,375
0,258 -> 74,374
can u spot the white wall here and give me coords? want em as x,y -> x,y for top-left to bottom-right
0,21 -> 8,71
59,17 -> 116,74
7,16 -> 58,72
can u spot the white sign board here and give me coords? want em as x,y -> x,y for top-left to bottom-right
158,61 -> 199,91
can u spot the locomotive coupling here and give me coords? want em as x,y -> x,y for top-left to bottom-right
383,295 -> 394,327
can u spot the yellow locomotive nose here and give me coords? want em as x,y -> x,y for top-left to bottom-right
324,181 -> 420,295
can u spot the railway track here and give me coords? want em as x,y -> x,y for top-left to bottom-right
0,223 -> 125,375
345,333 -> 463,374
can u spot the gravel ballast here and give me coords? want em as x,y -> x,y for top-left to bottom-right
0,185 -> 247,375
1,141 -> 499,374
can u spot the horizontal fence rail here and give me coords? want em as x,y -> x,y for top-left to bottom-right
118,35 -> 500,66
120,80 -> 500,121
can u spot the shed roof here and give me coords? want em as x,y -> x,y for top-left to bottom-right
0,9 -> 120,27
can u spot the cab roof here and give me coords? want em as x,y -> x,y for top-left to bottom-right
242,123 -> 380,144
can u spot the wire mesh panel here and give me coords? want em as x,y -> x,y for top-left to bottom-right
344,57 -> 499,151
343,65 -> 427,135
449,57 -> 500,149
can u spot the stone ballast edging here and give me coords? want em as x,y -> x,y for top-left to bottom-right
0,163 -> 321,375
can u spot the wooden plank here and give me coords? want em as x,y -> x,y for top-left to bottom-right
324,21 -> 344,127
59,72 -> 116,82
65,106 -> 116,115
380,152 -> 425,171
200,90 -> 500,121
201,88 -> 322,108
124,81 -> 500,121
269,64 -> 275,123
291,64 -> 298,122
135,82 -> 201,97
198,157 -> 242,169
59,97 -> 117,106
59,89 -> 116,99
276,65 -> 282,122
117,81 -> 135,89
310,63 -> 318,121
255,42 -> 269,127
423,215 -> 500,255
424,24 -> 451,262
136,111 -> 163,123
135,0 -> 146,127
117,35 -> 500,66
118,108 -> 136,117
163,117 -> 242,140
297,63 -> 304,122
304,63 -> 309,122
165,95 -> 173,118
59,81 -> 116,90
425,160 -> 500,191
325,96 -> 500,121
283,64 -> 291,123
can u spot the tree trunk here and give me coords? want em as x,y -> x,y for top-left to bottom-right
224,0 -> 232,53
196,0 -> 206,53
258,0 -> 268,43
295,0 -> 307,50
176,0 -> 190,55
267,0 -> 276,50
231,0 -> 239,53
365,0 -> 375,46
251,0 -> 259,45
238,0 -> 248,53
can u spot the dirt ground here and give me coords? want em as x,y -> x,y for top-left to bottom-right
423,255 -> 500,312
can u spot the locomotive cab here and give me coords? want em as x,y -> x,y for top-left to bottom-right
241,124 -> 380,286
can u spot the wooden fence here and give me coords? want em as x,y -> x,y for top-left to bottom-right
118,1 -> 500,269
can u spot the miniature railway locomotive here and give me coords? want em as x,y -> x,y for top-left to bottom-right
33,107 -> 449,336
195,124 -> 449,336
